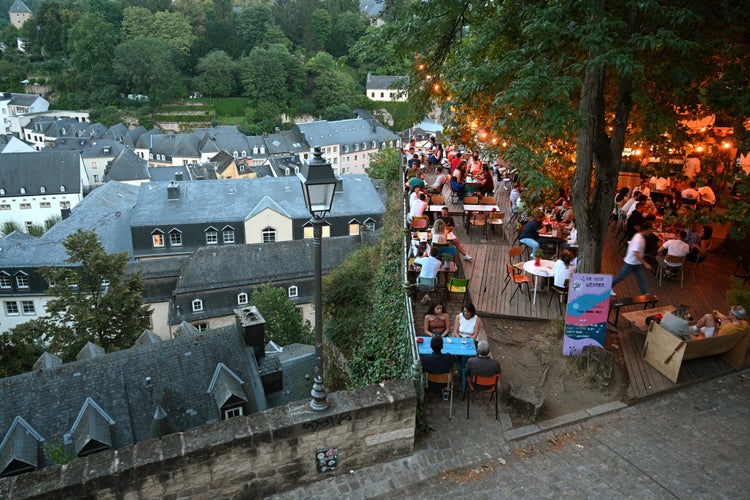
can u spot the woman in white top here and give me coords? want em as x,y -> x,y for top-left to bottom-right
552,250 -> 574,289
454,303 -> 482,341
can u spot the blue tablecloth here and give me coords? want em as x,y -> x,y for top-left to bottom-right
417,337 -> 476,356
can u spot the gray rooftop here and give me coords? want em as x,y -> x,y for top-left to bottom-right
0,150 -> 82,197
295,118 -> 398,148
130,174 -> 385,226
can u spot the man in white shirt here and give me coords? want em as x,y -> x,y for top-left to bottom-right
414,247 -> 443,280
611,221 -> 654,295
657,231 -> 690,268
683,156 -> 700,179
653,176 -> 671,192
681,180 -> 700,204
409,192 -> 428,221
426,166 -> 450,194
697,184 -> 716,206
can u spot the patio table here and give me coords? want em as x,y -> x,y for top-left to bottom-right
417,336 -> 477,393
522,259 -> 555,304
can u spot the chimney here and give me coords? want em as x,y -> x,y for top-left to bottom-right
167,180 -> 179,200
234,305 -> 265,358
175,171 -> 183,181
335,175 -> 343,193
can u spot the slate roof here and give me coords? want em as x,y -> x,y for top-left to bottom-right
365,73 -> 408,90
263,129 -> 308,156
359,0 -> 385,17
0,151 -> 82,197
0,181 -> 139,266
149,133 -> 201,159
104,123 -> 129,142
296,117 -> 398,148
0,135 -> 34,153
130,174 -> 385,226
173,235 -> 369,294
147,166 -> 190,182
103,148 -> 150,182
9,0 -> 31,14
7,93 -> 40,107
0,325 -> 264,472
193,126 -> 254,156
264,343 -> 316,408
133,128 -> 164,150
80,140 -> 124,159
123,126 -> 149,149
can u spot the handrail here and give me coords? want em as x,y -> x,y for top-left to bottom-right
401,153 -> 423,398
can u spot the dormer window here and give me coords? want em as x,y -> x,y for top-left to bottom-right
15,272 -> 29,289
192,299 -> 203,312
168,229 -> 182,246
0,273 -> 11,288
237,292 -> 248,305
233,150 -> 238,158
0,188 -> 5,195
241,150 -> 246,157
205,227 -> 218,244
152,230 -> 164,247
343,145 -> 349,153
253,146 -> 259,155
60,185 -> 66,192
20,187 -> 26,194
288,286 -> 298,298
40,186 -> 46,193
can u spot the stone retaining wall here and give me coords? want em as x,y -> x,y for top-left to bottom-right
1,380 -> 416,499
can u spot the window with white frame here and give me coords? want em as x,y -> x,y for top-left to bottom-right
223,227 -> 235,243
40,202 -> 51,208
262,227 -> 277,243
192,322 -> 208,332
237,292 -> 248,305
20,203 -> 31,209
60,201 -> 71,209
40,186 -> 46,193
152,231 -> 164,247
21,301 -> 35,314
169,230 -> 182,246
15,273 -> 29,288
223,406 -> 243,419
60,185 -> 66,192
4,301 -> 19,315
0,274 -> 11,288
205,228 -> 218,244
288,285 -> 298,298
192,299 -> 203,312
20,187 -> 26,194
0,204 -> 10,210
364,219 -> 376,231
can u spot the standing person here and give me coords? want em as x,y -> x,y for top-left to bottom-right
465,340 -> 501,378
519,210 -> 546,252
423,302 -> 451,337
454,303 -> 482,343
509,184 -> 522,214
611,221 -> 654,295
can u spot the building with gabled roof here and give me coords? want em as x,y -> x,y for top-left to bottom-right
365,73 -> 409,102
8,0 -> 32,29
0,93 -> 49,135
102,147 -> 150,185
0,314 -> 316,478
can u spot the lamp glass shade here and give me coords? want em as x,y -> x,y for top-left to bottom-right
297,147 -> 337,217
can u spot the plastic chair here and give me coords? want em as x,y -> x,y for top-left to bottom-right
463,195 -> 479,205
508,245 -> 527,273
502,263 -> 532,303
445,277 -> 470,305
480,195 -> 496,205
425,371 -> 454,420
450,179 -> 465,203
656,254 -> 686,289
488,211 -> 505,239
465,373 -> 500,420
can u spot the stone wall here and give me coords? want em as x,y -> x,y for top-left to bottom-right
1,380 -> 417,499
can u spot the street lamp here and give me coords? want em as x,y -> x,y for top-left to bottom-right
297,146 -> 338,411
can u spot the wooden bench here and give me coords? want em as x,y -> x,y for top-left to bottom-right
642,322 -> 750,383
608,294 -> 660,327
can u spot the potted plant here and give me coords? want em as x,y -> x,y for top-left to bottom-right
534,247 -> 544,266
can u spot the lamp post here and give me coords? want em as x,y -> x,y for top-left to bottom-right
297,146 -> 338,411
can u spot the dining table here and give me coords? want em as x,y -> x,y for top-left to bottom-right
522,259 -> 555,304
417,336 -> 477,392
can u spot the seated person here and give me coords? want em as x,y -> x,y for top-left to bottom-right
423,301 -> 451,337
477,164 -> 495,195
555,199 -> 574,224
420,336 -> 456,391
552,250 -> 575,291
509,184 -> 522,213
687,226 -> 713,263
681,181 -> 700,205
426,166 -> 450,194
519,210 -> 546,252
428,142 -> 444,167
552,187 -> 569,206
432,217 -> 472,261
406,154 -> 421,179
408,192 -> 428,221
697,184 -> 716,206
414,246 -> 442,280
656,230 -> 690,270
690,306 -> 748,338
659,304 -> 692,340
561,219 -> 578,250
407,170 -> 426,191
454,303 -> 482,342
466,340 -> 501,379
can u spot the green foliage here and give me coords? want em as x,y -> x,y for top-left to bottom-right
213,97 -> 251,117
0,320 -> 45,378
726,278 -> 750,314
251,282 -> 313,346
41,436 -> 74,465
114,37 -> 183,103
1,220 -> 23,236
323,183 -> 411,389
193,50 -> 238,97
32,229 -> 152,361
366,147 -> 401,184
27,223 -> 45,237
90,106 -> 124,127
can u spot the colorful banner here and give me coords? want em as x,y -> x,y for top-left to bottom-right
562,273 -> 612,356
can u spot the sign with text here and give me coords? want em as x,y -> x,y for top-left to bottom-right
316,448 -> 338,473
563,273 -> 612,356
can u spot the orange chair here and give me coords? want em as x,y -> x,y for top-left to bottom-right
425,371 -> 454,420
410,215 -> 429,230
502,263 -> 532,303
465,373 -> 500,420
467,212 -> 488,240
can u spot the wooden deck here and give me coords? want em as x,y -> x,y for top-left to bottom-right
410,172 -> 749,403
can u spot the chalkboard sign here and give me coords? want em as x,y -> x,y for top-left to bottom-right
316,448 -> 338,473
